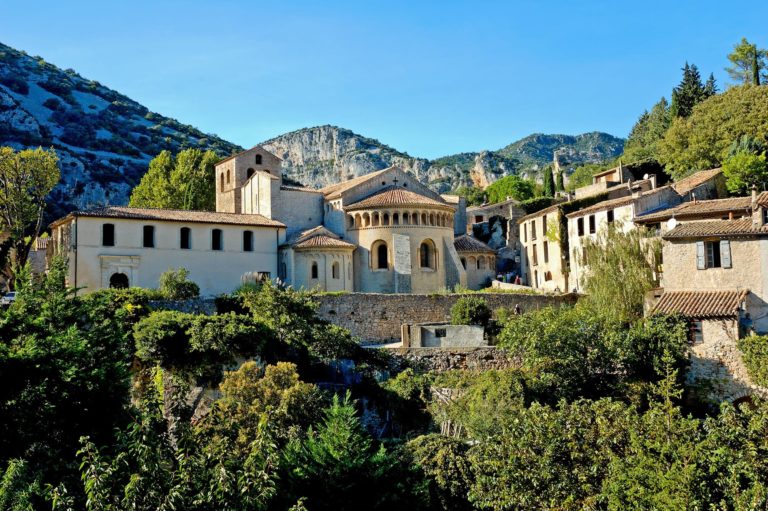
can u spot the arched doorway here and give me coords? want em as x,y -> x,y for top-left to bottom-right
109,272 -> 129,289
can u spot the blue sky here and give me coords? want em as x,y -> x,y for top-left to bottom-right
3,0 -> 767,158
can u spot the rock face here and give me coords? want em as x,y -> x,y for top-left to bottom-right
263,126 -> 624,193
0,42 -> 241,219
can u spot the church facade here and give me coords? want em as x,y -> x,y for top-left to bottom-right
50,146 -> 491,295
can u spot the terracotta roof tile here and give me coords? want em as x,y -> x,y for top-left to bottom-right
565,195 -> 636,219
293,235 -> 356,249
652,289 -> 748,318
320,168 -> 391,199
662,218 -> 768,239
53,206 -> 285,228
517,203 -> 563,223
635,196 -> 753,223
453,234 -> 495,253
345,186 -> 451,211
671,168 -> 722,195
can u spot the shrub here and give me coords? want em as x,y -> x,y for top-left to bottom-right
159,267 -> 200,300
450,296 -> 491,328
738,335 -> 768,387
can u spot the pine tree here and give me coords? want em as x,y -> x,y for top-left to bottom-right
703,73 -> 718,97
726,37 -> 768,85
670,63 -> 707,118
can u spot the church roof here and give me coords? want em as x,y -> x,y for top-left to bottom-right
652,289 -> 748,318
345,186 -> 452,211
453,235 -> 495,254
284,226 -> 356,250
214,145 -> 282,166
320,168 -> 392,199
50,206 -> 285,228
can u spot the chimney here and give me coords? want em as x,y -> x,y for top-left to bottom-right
753,185 -> 765,227
752,184 -> 758,210
649,174 -> 657,190
692,192 -> 697,205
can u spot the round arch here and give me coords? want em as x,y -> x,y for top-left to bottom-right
109,272 -> 129,289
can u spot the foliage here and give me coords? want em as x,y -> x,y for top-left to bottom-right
279,393 -> 419,511
578,223 -> 661,323
452,185 -> 486,206
129,148 -> 219,211
622,97 -> 671,164
566,162 -> 609,191
0,146 -> 60,277
670,62 -> 716,118
484,174 -> 536,204
541,165 -> 555,197
520,196 -> 555,214
738,335 -> 768,387
726,37 -> 768,85
722,149 -> 768,194
405,434 -> 473,511
658,85 -> 768,180
158,267 -> 200,300
554,167 -> 564,192
450,296 -> 491,328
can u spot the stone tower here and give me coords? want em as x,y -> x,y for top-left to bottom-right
214,146 -> 283,213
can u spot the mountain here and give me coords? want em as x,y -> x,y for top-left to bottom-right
0,42 -> 242,218
263,126 -> 624,193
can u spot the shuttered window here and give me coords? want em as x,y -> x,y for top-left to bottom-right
698,240 -> 731,269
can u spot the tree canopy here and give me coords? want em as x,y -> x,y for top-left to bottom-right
726,37 -> 768,85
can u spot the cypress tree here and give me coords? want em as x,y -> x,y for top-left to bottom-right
555,169 -> 564,192
542,166 -> 555,197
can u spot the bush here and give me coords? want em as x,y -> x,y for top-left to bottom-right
738,335 -> 768,387
450,296 -> 491,328
159,267 -> 200,300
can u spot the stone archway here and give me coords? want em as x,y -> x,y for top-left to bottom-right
109,272 -> 129,289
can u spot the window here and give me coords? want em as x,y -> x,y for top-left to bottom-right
475,215 -> 484,223
607,209 -> 614,223
531,220 -> 537,240
697,240 -> 731,269
589,215 -> 596,234
255,154 -> 262,165
220,173 -> 224,189
372,240 -> 389,270
461,257 -> 467,269
543,241 -> 549,263
226,170 -> 230,184
247,168 -> 255,178
420,240 -> 436,269
211,229 -> 223,251
142,225 -> 155,248
523,222 -> 527,242
542,215 -> 547,236
109,272 -> 129,289
577,217 -> 584,237
435,328 -> 447,338
102,223 -> 115,247
180,227 -> 191,249
332,262 -> 340,279
311,262 -> 318,279
532,244 -> 538,265
689,320 -> 703,345
243,230 -> 254,252
763,208 -> 768,225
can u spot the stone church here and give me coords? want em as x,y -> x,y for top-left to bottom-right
49,146 -> 496,295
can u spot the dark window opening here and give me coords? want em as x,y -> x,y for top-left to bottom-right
475,215 -> 484,223
607,209 -> 614,223
247,168 -> 255,178
109,272 -> 129,289
243,230 -> 254,252
180,227 -> 191,249
212,229 -> 223,251
143,225 -> 155,248
332,262 -> 340,279
706,241 -> 721,268
589,215 -> 596,234
577,217 -> 584,237
435,328 -> 447,338
255,154 -> 262,165
102,223 -> 115,247
690,320 -> 703,345
377,243 -> 388,269
543,241 -> 549,263
311,262 -> 318,279
531,220 -> 537,240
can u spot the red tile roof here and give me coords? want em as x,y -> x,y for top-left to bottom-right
652,289 -> 748,318
293,235 -> 356,249
51,206 -> 285,228
320,168 -> 391,199
453,235 -> 495,253
635,196 -> 753,223
345,186 -> 452,211
662,218 -> 768,239
671,168 -> 722,195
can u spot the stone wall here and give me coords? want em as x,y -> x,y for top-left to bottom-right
315,292 -> 578,343
391,347 -> 519,372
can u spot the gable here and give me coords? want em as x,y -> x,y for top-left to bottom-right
332,166 -> 443,206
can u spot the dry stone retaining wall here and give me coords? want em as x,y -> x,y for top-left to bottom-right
315,292 -> 577,344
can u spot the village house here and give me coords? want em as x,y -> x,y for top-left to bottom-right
49,146 -> 496,295
466,197 -> 525,275
649,190 -> 768,401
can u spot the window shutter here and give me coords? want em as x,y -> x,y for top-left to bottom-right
720,240 -> 732,268
696,241 -> 705,270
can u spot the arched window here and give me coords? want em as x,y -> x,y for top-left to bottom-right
226,169 -> 230,184
247,168 -> 255,178
412,212 -> 419,225
211,229 -> 223,251
372,212 -> 380,226
243,230 -> 254,252
429,213 -> 435,226
402,212 -> 410,225
332,261 -> 340,279
348,215 -> 355,229
102,223 -> 115,247
311,262 -> 319,279
383,213 -> 390,226
220,173 -> 224,189
421,212 -> 428,225
355,214 -> 362,228
478,256 -> 486,270
180,227 -> 191,249
392,213 -> 399,225
372,240 -> 389,270
255,154 -> 262,165
420,239 -> 436,269
363,213 -> 371,227
461,257 -> 467,269
109,272 -> 129,289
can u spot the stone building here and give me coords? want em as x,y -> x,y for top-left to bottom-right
518,203 -> 568,291
466,197 -> 525,274
50,146 -> 485,295
649,191 -> 768,401
453,235 -> 497,290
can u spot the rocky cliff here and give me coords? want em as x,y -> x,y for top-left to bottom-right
0,42 -> 241,219
263,126 -> 624,193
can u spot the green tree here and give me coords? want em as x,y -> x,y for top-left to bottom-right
0,147 -> 60,278
129,148 -> 219,211
726,37 -> 768,85
484,175 -> 536,204
450,296 -> 491,328
670,63 -> 714,118
452,185 -> 487,206
158,267 -> 200,300
542,165 -> 555,197
578,223 -> 661,323
555,168 -> 564,192
622,97 -> 671,164
405,434 -> 473,511
659,85 -> 768,180
722,150 -> 768,194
